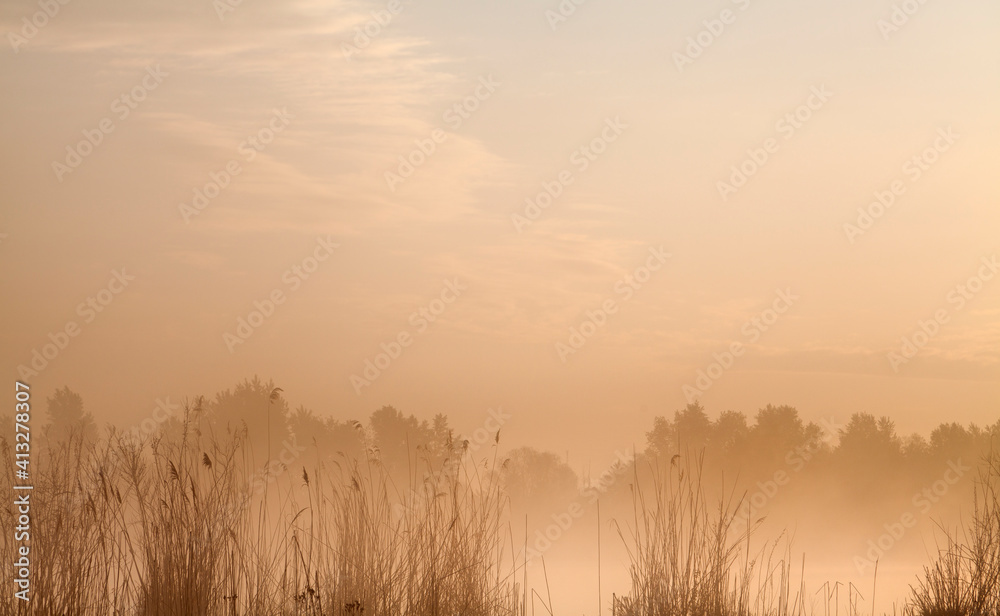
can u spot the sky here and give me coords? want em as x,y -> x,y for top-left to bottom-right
1,0 -> 998,462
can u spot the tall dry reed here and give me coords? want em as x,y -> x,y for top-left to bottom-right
907,451 -> 1000,616
0,407 -> 522,616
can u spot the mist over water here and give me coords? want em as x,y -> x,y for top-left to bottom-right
3,0 -> 999,613
3,380 -> 996,613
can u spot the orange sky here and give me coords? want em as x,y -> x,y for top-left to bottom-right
1,0 -> 997,460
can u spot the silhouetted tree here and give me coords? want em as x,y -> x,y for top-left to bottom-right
208,376 -> 290,467
427,413 -> 453,461
837,412 -> 900,458
645,415 -> 674,460
502,446 -> 578,511
831,412 -> 907,505
902,433 -> 930,458
44,386 -> 97,447
738,404 -> 825,478
369,405 -> 449,478
751,405 -> 810,452
930,422 -> 973,459
711,410 -> 749,458
288,406 -> 365,466
646,402 -> 713,460
674,402 -> 712,450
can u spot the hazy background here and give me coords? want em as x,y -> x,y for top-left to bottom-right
1,0 -> 998,462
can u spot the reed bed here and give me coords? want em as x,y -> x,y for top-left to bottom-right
906,451 -> 1000,616
3,410 -> 998,616
0,407 -> 522,616
612,453 -> 807,616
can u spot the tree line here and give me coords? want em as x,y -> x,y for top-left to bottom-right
11,378 -> 999,526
